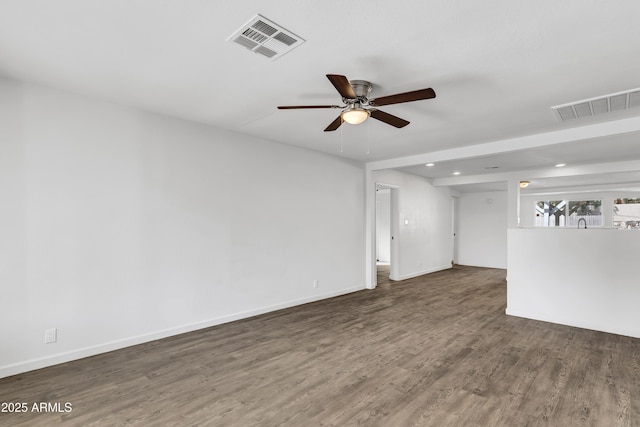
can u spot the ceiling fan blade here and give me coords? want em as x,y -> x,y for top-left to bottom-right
370,110 -> 410,128
326,74 -> 356,99
324,115 -> 343,132
278,105 -> 342,109
369,88 -> 436,107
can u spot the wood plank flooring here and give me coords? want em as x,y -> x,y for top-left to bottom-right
2,265 -> 640,426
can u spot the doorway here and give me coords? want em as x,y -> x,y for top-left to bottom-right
376,183 -> 399,283
452,196 -> 459,265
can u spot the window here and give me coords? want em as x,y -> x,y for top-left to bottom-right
535,200 -> 565,226
535,199 -> 602,227
613,198 -> 640,229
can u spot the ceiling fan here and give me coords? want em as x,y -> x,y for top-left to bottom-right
277,74 -> 436,131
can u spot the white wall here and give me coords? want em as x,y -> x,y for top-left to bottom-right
507,228 -> 640,338
373,170 -> 452,280
375,189 -> 391,263
457,191 -> 507,268
0,77 -> 366,378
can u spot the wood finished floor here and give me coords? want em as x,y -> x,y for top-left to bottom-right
2,265 -> 640,426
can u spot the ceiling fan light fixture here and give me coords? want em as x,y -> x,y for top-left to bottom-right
341,107 -> 370,125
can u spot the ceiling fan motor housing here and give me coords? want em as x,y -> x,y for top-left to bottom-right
349,80 -> 372,101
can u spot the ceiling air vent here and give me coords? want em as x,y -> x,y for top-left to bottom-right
551,88 -> 640,122
227,14 -> 305,61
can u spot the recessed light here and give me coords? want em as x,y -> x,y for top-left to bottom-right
425,163 -> 435,167
453,171 -> 461,175
555,163 -> 566,168
519,181 -> 530,188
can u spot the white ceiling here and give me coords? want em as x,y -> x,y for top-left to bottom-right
399,133 -> 640,179
1,1 -> 640,192
397,132 -> 640,192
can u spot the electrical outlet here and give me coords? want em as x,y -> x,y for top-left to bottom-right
313,280 -> 319,288
44,328 -> 57,344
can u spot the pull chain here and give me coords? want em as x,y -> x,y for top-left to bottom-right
366,118 -> 371,156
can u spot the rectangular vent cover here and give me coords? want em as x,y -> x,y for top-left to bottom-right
551,88 -> 640,121
227,14 -> 305,61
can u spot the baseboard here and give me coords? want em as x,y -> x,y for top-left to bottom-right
0,286 -> 364,379
390,264 -> 452,281
457,262 -> 507,269
505,308 -> 640,339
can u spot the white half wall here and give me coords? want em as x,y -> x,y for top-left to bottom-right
373,170 -> 453,280
507,228 -> 640,338
0,77 -> 366,378
457,191 -> 507,268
